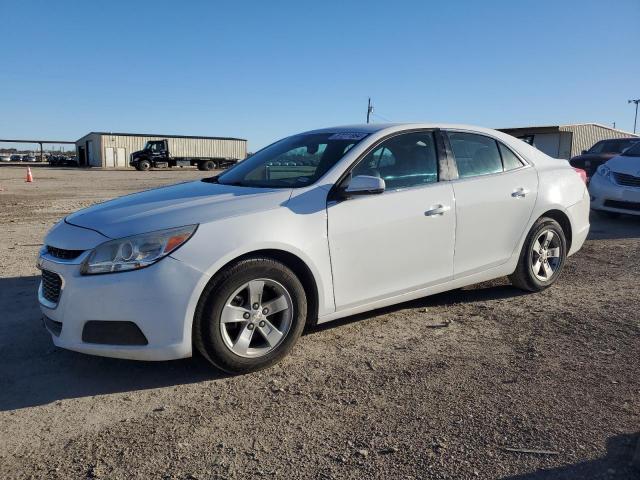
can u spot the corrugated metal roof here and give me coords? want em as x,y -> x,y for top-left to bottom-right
499,123 -> 637,137
499,123 -> 639,158
78,132 -> 246,142
559,124 -> 638,157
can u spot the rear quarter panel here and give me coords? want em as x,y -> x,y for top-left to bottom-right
531,161 -> 589,255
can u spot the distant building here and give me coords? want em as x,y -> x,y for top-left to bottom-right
499,123 -> 638,159
75,132 -> 247,168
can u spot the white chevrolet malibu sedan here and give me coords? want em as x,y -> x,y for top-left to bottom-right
38,124 -> 590,373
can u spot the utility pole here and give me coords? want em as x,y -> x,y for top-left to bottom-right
366,97 -> 373,124
629,98 -> 640,134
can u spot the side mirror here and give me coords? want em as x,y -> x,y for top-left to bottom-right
582,150 -> 588,155
344,175 -> 385,196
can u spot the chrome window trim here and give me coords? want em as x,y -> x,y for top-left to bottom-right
443,128 -> 532,183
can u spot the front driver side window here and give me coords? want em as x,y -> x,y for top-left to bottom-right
351,131 -> 438,189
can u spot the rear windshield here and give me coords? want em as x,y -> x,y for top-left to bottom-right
217,132 -> 368,188
622,141 -> 640,157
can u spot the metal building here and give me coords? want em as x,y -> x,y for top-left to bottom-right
75,132 -> 247,168
499,123 -> 638,159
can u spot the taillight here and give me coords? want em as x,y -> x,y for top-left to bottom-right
573,167 -> 588,184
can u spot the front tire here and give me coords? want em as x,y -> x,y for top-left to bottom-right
194,258 -> 307,374
137,159 -> 151,171
509,217 -> 567,292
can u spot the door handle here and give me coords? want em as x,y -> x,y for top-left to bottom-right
425,204 -> 450,216
511,188 -> 529,198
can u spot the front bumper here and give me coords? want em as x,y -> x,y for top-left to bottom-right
589,174 -> 640,216
38,251 -> 204,361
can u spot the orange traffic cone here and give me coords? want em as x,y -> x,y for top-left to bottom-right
26,167 -> 33,183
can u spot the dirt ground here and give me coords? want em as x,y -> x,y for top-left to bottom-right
0,164 -> 638,480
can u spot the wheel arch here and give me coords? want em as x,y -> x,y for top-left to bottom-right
193,248 -> 320,333
538,208 -> 573,252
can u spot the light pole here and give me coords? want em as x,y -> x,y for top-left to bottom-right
629,99 -> 640,134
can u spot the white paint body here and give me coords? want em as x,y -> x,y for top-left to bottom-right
38,124 -> 590,361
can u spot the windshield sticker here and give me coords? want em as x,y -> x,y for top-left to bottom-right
328,132 -> 368,141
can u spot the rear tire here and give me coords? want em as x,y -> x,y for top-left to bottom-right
509,217 -> 567,292
193,257 -> 307,374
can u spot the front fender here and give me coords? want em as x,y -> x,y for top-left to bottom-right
171,200 -> 334,344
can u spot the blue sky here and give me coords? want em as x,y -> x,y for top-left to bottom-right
1,0 -> 639,151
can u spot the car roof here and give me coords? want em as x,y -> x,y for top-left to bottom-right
303,122 -> 503,135
302,122 -> 562,168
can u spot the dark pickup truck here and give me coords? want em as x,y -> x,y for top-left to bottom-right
130,139 -> 245,171
569,137 -> 640,178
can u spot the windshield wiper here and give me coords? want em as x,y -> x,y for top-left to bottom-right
218,180 -> 249,186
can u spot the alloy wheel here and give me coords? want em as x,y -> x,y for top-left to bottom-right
219,278 -> 293,358
530,229 -> 562,282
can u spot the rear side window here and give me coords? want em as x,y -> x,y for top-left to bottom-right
498,142 -> 524,171
448,132 -> 502,178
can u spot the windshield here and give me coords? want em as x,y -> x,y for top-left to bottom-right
217,132 -> 369,188
622,141 -> 640,157
143,141 -> 163,152
589,139 -> 638,154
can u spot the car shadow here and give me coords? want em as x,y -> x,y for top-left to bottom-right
588,212 -> 640,240
0,275 -> 224,411
502,432 -> 639,480
307,279 -> 528,334
0,274 -> 527,411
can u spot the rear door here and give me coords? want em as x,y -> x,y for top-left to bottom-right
445,131 -> 538,277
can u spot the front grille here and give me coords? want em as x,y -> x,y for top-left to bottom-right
41,270 -> 62,304
613,172 -> 640,188
603,199 -> 640,212
46,245 -> 84,260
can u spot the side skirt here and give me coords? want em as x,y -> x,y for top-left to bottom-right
316,261 -> 517,325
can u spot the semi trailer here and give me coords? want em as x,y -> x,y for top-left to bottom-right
130,137 -> 247,171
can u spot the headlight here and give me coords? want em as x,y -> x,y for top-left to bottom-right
596,164 -> 611,180
81,225 -> 197,275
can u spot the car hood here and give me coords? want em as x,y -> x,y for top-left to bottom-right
605,155 -> 640,176
65,180 -> 293,239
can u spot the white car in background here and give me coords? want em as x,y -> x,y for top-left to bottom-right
590,141 -> 640,217
0,155 -> 11,162
37,123 -> 590,373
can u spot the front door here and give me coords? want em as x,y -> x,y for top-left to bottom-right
445,131 -> 538,277
328,131 -> 456,310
